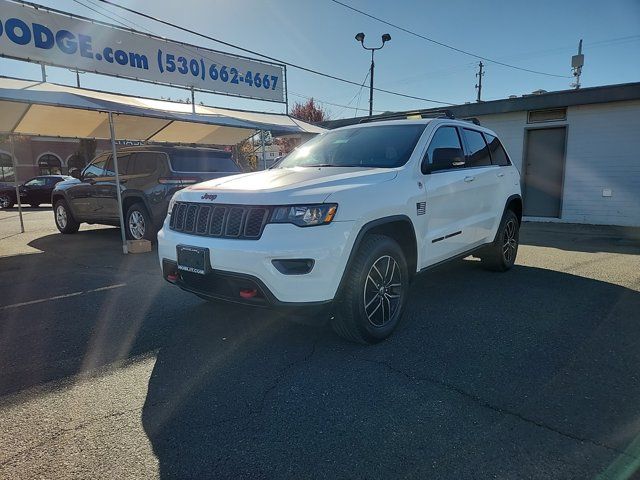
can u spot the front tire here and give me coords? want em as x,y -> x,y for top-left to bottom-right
125,202 -> 156,241
480,209 -> 519,271
54,199 -> 80,234
331,234 -> 409,344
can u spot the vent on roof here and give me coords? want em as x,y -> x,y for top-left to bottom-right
527,108 -> 567,124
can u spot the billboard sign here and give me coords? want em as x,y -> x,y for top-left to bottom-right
0,0 -> 286,102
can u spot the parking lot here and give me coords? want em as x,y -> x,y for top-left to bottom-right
1,208 -> 639,479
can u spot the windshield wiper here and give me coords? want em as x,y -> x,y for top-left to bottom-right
304,164 -> 334,167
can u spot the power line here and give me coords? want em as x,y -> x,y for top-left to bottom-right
95,0 -> 454,105
329,0 -> 571,79
289,89 -> 384,115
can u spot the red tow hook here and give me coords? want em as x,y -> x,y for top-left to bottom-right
167,273 -> 178,283
239,288 -> 258,299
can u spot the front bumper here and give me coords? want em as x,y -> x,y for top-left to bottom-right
158,219 -> 356,304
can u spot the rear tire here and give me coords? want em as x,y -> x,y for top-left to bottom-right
331,234 -> 409,344
54,199 -> 80,234
125,202 -> 156,241
480,209 -> 519,271
0,193 -> 14,209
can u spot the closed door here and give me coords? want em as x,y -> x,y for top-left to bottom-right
422,126 -> 479,266
94,154 -> 131,220
68,154 -> 109,219
461,128 -> 503,243
523,127 -> 566,217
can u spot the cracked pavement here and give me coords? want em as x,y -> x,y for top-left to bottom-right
1,209 -> 640,479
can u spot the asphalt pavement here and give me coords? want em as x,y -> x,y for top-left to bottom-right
1,208 -> 639,479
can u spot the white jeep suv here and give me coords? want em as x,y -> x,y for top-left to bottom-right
158,115 -> 522,344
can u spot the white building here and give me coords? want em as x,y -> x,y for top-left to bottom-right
323,82 -> 640,227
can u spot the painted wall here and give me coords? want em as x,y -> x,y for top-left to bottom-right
476,101 -> 640,227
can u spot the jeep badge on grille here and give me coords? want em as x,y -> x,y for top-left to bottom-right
201,193 -> 217,201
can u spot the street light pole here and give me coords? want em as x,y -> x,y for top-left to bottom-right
355,32 -> 391,116
369,49 -> 374,117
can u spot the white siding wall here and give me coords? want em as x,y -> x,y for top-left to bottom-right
474,101 -> 640,227
562,101 -> 640,226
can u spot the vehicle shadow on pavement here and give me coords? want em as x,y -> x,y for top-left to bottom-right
0,228 -> 163,398
141,259 -> 640,479
519,222 -> 640,254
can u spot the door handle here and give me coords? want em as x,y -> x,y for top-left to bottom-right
497,172 -> 505,177
464,176 -> 475,183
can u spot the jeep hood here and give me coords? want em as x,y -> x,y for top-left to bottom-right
178,167 -> 398,204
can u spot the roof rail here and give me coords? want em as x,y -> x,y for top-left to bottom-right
358,109 -> 455,124
462,117 -> 481,126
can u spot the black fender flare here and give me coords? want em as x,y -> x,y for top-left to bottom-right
51,190 -> 80,221
503,194 -> 523,222
334,215 -> 417,299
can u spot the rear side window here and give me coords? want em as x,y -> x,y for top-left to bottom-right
131,153 -> 162,175
484,133 -> 511,166
169,150 -> 240,173
463,129 -> 491,167
424,126 -> 465,172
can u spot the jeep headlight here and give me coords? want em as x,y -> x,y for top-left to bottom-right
270,204 -> 337,227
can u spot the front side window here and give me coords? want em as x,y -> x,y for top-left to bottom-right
423,126 -> 465,173
484,133 -> 511,166
83,155 -> 109,178
277,124 -> 427,169
463,129 -> 491,167
24,177 -> 47,187
104,154 -> 131,177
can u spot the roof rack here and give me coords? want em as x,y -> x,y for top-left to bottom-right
358,109 -> 455,124
462,117 -> 481,126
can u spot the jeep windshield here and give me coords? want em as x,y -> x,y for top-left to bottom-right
277,124 -> 427,169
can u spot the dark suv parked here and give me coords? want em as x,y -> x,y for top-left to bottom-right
52,146 -> 241,240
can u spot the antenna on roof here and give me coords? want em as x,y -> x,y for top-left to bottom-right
571,39 -> 584,90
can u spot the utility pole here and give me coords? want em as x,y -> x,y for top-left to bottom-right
475,61 -> 484,103
571,39 -> 584,89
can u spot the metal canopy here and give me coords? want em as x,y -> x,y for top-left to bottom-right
0,77 -> 324,142
0,76 -> 324,253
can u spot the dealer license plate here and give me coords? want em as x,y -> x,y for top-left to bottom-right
176,245 -> 208,275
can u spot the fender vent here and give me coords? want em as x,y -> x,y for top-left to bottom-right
416,202 -> 426,215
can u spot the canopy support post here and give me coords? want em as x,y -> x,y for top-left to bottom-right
10,135 -> 24,233
40,64 -> 47,82
108,112 -> 128,254
190,87 -> 195,114
261,130 -> 267,170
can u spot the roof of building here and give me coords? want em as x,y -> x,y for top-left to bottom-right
320,81 -> 640,129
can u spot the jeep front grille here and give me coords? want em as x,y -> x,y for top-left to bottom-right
170,202 -> 270,240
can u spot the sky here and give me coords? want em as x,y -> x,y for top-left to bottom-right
1,0 -> 639,119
